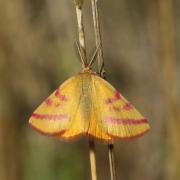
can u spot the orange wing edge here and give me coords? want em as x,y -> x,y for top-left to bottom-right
29,121 -> 66,136
106,117 -> 150,140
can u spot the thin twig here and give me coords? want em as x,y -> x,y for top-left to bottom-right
90,1 -> 117,180
108,144 -> 117,180
74,0 -> 87,65
91,0 -> 105,77
74,1 -> 97,180
89,140 -> 98,180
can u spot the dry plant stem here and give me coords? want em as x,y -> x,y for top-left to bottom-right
74,1 -> 97,180
108,144 -> 117,180
91,0 -> 105,76
89,140 -> 98,180
74,0 -> 87,65
91,1 -> 117,180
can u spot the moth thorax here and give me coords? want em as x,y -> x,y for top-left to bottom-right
82,65 -> 92,73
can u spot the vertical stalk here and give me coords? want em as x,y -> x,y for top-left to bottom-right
91,0 -> 105,76
108,144 -> 117,180
91,1 -> 117,180
74,0 -> 87,64
74,1 -> 97,180
89,140 -> 98,180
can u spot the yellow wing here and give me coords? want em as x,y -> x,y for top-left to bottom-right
91,75 -> 150,139
29,72 -> 112,141
29,75 -> 84,136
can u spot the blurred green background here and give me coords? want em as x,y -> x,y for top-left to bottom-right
0,0 -> 180,180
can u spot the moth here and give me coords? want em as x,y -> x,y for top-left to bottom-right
29,45 -> 150,142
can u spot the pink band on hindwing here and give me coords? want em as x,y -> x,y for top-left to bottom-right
32,113 -> 69,121
104,117 -> 148,125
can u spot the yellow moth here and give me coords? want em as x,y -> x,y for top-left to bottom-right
29,46 -> 150,142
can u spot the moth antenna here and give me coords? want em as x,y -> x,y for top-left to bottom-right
75,41 -> 86,68
88,43 -> 101,67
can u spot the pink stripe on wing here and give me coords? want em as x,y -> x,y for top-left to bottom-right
112,102 -> 133,111
32,113 -> 69,121
45,98 -> 52,106
104,117 -> 148,125
55,89 -> 68,101
123,102 -> 133,110
105,91 -> 122,104
115,91 -> 121,100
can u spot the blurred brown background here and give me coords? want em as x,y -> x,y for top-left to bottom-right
0,0 -> 179,180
